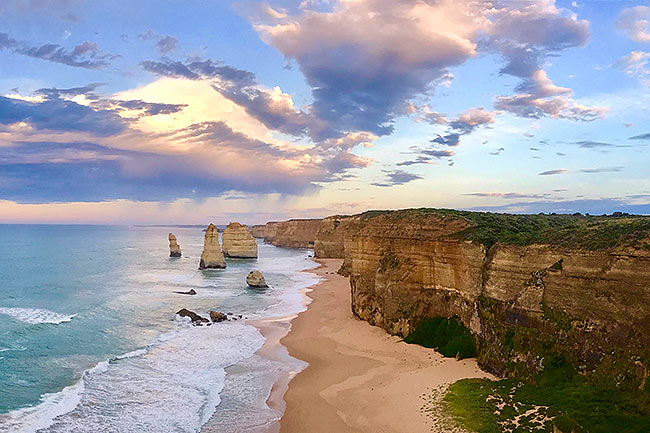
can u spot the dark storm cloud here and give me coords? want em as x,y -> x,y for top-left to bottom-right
629,133 -> 650,140
0,96 -> 126,136
33,84 -> 187,117
108,99 -> 187,116
0,138 -> 316,203
17,41 -> 115,69
156,36 -> 178,54
579,166 -> 624,174
0,32 -> 116,69
141,58 -> 256,86
35,83 -> 104,100
371,170 -> 423,187
431,133 -> 461,147
539,169 -> 570,176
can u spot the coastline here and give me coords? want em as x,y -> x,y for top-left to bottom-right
275,258 -> 494,433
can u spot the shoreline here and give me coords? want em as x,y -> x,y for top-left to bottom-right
244,260 -> 323,433
273,258 -> 494,433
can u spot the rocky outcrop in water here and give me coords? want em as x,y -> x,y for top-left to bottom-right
209,311 -> 228,322
176,308 -> 209,325
199,224 -> 226,269
169,233 -> 182,257
222,222 -> 258,258
246,270 -> 268,288
174,289 -> 196,295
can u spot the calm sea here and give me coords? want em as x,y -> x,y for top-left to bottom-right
0,224 -> 317,432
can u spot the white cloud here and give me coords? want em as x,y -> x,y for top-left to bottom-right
616,6 -> 650,43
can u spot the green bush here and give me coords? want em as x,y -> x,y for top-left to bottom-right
444,366 -> 650,433
404,316 -> 477,359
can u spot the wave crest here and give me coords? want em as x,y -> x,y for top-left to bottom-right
0,307 -> 77,325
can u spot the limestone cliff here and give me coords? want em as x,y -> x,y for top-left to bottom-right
199,223 -> 226,269
222,222 -> 258,258
262,219 -> 321,248
313,215 -> 363,258
317,209 -> 650,386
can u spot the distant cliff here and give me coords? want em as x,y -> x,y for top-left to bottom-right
255,219 -> 322,248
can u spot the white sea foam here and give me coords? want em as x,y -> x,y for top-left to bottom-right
0,308 -> 76,325
0,367 -> 85,433
3,322 -> 265,433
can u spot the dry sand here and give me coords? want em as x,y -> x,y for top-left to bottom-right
278,258 -> 494,433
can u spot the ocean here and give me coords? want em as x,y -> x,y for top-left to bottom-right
0,224 -> 318,432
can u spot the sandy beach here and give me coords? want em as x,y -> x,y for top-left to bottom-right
277,258 -> 493,433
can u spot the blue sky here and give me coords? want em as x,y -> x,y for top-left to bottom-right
0,0 -> 649,224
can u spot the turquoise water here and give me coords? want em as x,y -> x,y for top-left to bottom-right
0,225 -> 317,432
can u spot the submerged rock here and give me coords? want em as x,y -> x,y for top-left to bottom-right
174,289 -> 196,295
199,224 -> 226,269
246,270 -> 268,288
209,311 -> 228,323
176,308 -> 209,325
222,222 -> 258,258
169,233 -> 182,257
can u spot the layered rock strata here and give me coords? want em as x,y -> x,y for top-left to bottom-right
222,222 -> 258,258
262,219 -> 321,248
199,224 -> 226,269
338,210 -> 650,387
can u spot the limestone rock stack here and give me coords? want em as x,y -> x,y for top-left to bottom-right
199,224 -> 226,269
222,222 -> 258,258
246,270 -> 267,288
169,233 -> 182,257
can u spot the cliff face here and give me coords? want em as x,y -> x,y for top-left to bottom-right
318,210 -> 650,386
313,215 -> 363,258
262,219 -> 321,248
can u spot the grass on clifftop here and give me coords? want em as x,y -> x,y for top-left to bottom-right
358,208 -> 650,250
404,316 -> 477,359
443,367 -> 650,433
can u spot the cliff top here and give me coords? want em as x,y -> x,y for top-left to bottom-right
338,208 -> 650,250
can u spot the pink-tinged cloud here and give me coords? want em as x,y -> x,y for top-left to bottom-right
616,6 -> 650,43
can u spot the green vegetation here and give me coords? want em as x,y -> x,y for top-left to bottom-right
444,370 -> 650,433
357,208 -> 650,250
404,316 -> 477,359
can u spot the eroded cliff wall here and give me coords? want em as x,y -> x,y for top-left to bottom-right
325,209 -> 650,387
261,219 -> 322,248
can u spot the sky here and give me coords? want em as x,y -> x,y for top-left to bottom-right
0,0 -> 649,224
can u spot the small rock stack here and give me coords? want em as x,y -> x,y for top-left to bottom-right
246,270 -> 268,288
169,233 -> 182,257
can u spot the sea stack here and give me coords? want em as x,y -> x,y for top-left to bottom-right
169,233 -> 182,257
222,222 -> 258,258
199,224 -> 226,269
246,270 -> 268,288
